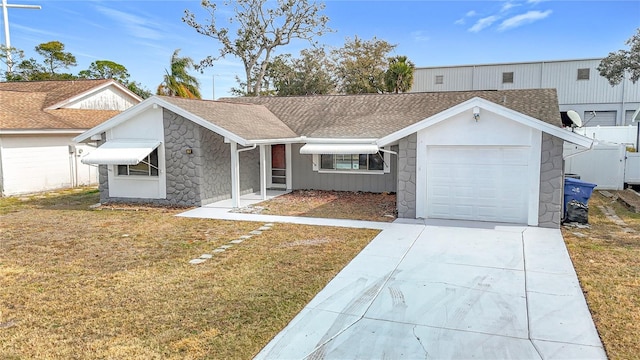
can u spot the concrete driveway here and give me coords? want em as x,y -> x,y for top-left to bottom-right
178,206 -> 606,359
255,219 -> 605,359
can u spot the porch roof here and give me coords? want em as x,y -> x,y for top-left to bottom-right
160,96 -> 298,141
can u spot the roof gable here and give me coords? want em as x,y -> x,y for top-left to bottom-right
0,79 -> 140,131
377,97 -> 593,148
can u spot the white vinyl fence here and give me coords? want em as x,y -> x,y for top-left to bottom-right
626,152 -> 640,184
564,143 -> 627,190
573,125 -> 638,148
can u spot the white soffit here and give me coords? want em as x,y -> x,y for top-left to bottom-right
81,140 -> 161,165
299,143 -> 379,155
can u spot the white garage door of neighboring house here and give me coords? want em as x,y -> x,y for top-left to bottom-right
583,111 -> 616,127
426,146 -> 530,224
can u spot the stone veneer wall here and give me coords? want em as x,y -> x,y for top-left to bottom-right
162,110 -> 204,206
538,133 -> 564,228
397,133 -> 417,218
102,110 -> 260,207
198,126 -> 260,205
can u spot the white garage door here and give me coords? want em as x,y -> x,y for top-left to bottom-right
426,146 -> 530,224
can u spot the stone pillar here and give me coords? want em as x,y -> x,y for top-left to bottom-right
538,133 -> 563,228
397,133 -> 417,218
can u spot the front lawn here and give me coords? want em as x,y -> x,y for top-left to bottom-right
562,192 -> 640,360
0,188 -> 379,359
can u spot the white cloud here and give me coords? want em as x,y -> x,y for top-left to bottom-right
95,5 -> 163,40
469,15 -> 500,33
527,0 -> 549,4
411,30 -> 430,42
456,9 -> 479,26
501,2 -> 519,12
498,10 -> 552,31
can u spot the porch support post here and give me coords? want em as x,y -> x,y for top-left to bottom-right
259,144 -> 267,200
230,141 -> 240,208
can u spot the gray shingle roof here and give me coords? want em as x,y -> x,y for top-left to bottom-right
223,89 -> 562,138
159,96 -> 298,140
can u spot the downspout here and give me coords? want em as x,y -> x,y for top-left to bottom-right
621,77 -> 626,126
378,148 -> 397,156
231,144 -> 257,208
563,141 -> 596,160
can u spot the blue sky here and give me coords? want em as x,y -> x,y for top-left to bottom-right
4,0 -> 640,99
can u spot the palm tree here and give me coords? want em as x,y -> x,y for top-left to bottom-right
157,49 -> 202,99
385,55 -> 415,94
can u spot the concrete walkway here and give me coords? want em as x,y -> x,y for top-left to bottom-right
178,201 -> 606,359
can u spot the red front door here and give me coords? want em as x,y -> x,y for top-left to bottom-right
271,144 -> 286,187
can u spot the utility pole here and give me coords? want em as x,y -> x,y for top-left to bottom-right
1,0 -> 41,72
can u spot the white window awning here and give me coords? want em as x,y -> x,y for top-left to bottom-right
299,143 -> 379,155
81,140 -> 161,165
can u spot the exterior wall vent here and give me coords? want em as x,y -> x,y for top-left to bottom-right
577,68 -> 590,80
502,72 -> 514,84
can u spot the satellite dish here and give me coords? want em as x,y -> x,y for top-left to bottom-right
567,110 -> 582,128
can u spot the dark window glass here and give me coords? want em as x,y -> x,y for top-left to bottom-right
502,72 -> 514,84
368,153 -> 384,170
320,154 -> 334,169
117,148 -> 159,177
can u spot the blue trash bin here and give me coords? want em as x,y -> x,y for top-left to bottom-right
563,177 -> 597,211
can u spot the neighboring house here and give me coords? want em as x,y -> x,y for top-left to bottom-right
74,89 -> 593,228
411,59 -> 640,126
0,79 -> 141,196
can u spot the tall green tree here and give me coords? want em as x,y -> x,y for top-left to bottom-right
35,41 -> 77,75
332,36 -> 396,94
183,0 -> 331,96
598,28 -> 640,85
9,58 -> 49,81
127,81 -> 153,99
78,60 -> 130,84
385,55 -> 415,93
157,49 -> 202,99
0,45 -> 24,76
79,60 -> 152,99
264,46 -> 335,96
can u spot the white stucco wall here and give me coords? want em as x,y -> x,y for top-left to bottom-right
416,107 -> 542,225
103,106 -> 167,199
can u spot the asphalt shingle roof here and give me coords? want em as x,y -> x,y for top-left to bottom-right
160,96 -> 298,140
223,89 -> 562,138
0,79 -> 123,130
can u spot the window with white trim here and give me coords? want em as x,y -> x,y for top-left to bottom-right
320,153 -> 384,171
117,148 -> 159,176
312,150 -> 390,173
